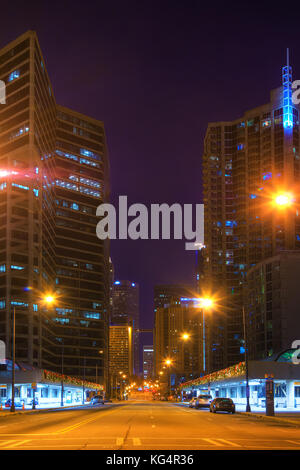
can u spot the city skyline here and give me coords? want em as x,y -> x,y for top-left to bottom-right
1,1 -> 300,454
3,3 -> 300,330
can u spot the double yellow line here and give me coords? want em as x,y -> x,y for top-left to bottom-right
56,408 -> 119,434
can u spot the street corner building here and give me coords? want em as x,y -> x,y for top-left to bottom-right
180,349 -> 300,412
0,360 -> 103,408
0,31 -> 110,389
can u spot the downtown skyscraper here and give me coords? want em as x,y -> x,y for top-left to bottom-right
0,31 -> 110,386
202,53 -> 300,372
111,280 -> 140,375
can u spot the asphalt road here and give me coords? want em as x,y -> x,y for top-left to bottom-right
0,401 -> 299,450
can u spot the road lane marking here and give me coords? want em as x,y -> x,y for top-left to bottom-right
56,408 -> 118,434
0,440 -> 17,447
218,438 -> 241,447
4,439 -> 31,448
133,438 -> 141,446
203,438 -> 224,446
116,438 -> 124,445
286,440 -> 300,446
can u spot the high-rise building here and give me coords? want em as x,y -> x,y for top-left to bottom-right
154,284 -> 193,311
109,324 -> 133,377
112,280 -> 139,375
0,31 -> 110,386
154,299 -> 203,381
202,52 -> 300,372
247,251 -> 300,359
143,345 -> 154,380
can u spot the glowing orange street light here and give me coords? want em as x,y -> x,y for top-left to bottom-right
181,332 -> 190,341
273,193 -> 293,208
43,294 -> 56,304
198,297 -> 214,309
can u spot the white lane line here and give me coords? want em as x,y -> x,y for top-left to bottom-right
203,438 -> 224,446
116,438 -> 124,445
4,439 -> 31,448
133,438 -> 141,446
218,438 -> 241,447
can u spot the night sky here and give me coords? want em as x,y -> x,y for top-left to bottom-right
2,1 -> 300,332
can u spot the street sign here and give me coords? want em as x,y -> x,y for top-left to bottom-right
31,383 -> 37,391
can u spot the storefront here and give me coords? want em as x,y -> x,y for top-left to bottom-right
180,350 -> 300,412
0,360 -> 103,409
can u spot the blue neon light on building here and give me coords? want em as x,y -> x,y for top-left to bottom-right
282,48 -> 293,129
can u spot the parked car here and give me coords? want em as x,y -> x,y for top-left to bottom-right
210,398 -> 235,414
189,398 -> 198,408
90,396 -> 104,405
4,398 -> 24,408
197,394 -> 212,408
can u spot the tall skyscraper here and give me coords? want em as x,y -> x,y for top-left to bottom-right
0,31 -> 110,386
143,345 -> 154,380
154,299 -> 203,380
202,52 -> 300,372
112,280 -> 139,374
109,324 -> 133,377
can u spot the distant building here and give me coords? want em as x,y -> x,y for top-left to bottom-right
109,324 -> 133,377
143,345 -> 154,379
154,299 -> 203,383
154,284 -> 193,311
112,280 -> 140,375
247,251 -> 300,359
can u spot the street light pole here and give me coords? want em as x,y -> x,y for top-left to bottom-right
10,305 -> 15,413
242,306 -> 251,412
61,340 -> 64,407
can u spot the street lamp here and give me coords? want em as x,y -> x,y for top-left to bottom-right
273,192 -> 293,208
164,359 -> 173,397
242,306 -> 251,412
10,291 -> 58,413
10,305 -> 16,412
41,293 -> 65,407
195,297 -> 214,374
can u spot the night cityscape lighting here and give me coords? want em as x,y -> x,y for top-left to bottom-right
0,1 -> 300,459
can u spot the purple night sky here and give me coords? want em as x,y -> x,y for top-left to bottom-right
1,1 -> 300,332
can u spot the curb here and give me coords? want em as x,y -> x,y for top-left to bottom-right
0,402 -> 117,417
236,411 -> 300,427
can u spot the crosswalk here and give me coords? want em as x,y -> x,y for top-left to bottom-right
0,439 -> 31,448
0,437 -> 299,449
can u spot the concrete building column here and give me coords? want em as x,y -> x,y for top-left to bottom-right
286,381 -> 295,408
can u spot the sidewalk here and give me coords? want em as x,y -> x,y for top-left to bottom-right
0,401 -> 115,416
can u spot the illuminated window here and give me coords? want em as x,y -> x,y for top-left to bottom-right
8,70 -> 20,82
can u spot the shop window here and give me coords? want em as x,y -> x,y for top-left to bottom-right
41,387 -> 49,398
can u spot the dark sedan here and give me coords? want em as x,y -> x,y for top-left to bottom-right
90,396 -> 104,405
210,398 -> 235,414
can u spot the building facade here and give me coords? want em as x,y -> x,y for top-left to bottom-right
0,31 -> 110,386
247,251 -> 300,359
112,280 -> 139,375
154,300 -> 203,382
143,345 -> 154,380
109,324 -> 133,377
202,56 -> 300,372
